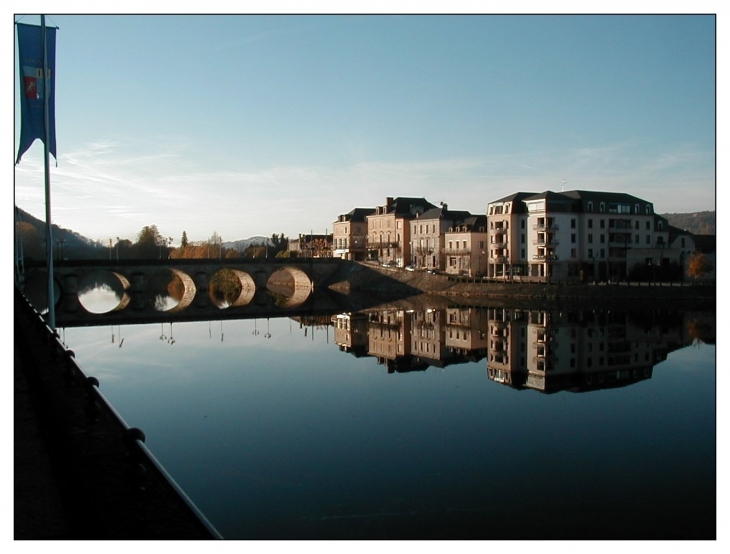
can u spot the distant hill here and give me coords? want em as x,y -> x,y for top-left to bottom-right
222,236 -> 272,252
661,211 -> 715,235
15,207 -> 108,260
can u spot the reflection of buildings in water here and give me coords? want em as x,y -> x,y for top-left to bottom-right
331,313 -> 370,357
486,308 -> 694,393
444,307 -> 488,362
368,310 -> 425,373
331,307 -> 488,373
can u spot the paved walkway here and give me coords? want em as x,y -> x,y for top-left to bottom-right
14,291 -> 220,540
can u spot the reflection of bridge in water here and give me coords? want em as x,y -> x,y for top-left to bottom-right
43,258 -> 348,327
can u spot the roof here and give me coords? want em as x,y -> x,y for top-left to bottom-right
490,191 -> 539,204
416,207 -> 472,221
389,197 -> 438,215
344,207 -> 376,221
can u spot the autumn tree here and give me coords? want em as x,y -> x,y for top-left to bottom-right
687,252 -> 714,281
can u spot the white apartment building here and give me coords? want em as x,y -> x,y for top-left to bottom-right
487,190 -> 689,282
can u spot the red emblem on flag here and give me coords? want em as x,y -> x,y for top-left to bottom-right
23,75 -> 37,99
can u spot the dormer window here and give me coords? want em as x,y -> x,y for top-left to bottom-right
645,205 -> 651,214
634,204 -> 640,214
599,202 -> 605,213
587,201 -> 593,212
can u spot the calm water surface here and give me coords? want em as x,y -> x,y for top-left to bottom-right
61,304 -> 716,539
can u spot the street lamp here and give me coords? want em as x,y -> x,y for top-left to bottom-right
55,239 -> 65,261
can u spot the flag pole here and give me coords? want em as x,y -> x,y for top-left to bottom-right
41,14 -> 55,329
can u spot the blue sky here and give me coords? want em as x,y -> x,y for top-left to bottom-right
10,9 -> 717,245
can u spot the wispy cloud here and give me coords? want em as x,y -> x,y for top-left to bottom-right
14,135 -> 715,243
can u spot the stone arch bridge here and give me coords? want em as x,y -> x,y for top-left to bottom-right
47,258 -> 347,327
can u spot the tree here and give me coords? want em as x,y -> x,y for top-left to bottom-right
270,233 -> 289,256
687,252 -> 713,281
137,225 -> 162,245
181,231 -> 188,248
133,225 -> 168,259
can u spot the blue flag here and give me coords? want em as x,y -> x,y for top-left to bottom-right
16,21 -> 57,164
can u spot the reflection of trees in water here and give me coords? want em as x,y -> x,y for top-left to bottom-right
145,270 -> 183,311
78,272 -> 125,297
687,317 -> 715,345
209,269 -> 243,307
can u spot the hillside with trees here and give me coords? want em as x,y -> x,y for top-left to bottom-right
661,211 -> 715,235
14,207 -> 289,261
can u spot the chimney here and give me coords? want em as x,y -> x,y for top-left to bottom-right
386,197 -> 393,211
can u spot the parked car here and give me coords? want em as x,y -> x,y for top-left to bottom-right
405,265 -> 416,272
427,268 -> 440,275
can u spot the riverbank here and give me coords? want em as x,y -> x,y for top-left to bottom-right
14,289 -> 221,539
327,261 -> 715,309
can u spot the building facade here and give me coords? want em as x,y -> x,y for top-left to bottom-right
444,215 -> 488,277
366,197 -> 437,267
408,204 -> 472,271
332,208 -> 375,261
487,190 -> 690,282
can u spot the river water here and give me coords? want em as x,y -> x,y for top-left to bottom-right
59,299 -> 715,540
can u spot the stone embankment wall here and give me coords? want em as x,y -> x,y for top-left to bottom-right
327,261 -> 715,308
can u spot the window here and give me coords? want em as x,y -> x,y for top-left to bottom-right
521,234 -> 525,244
646,221 -> 651,230
571,233 -> 576,243
600,234 -> 605,244
588,219 -> 593,229
681,238 -> 685,248
646,205 -> 651,214
635,204 -> 640,214
635,235 -> 639,244
588,201 -> 593,212
521,219 -> 525,229
600,249 -> 605,258
521,248 -> 526,258
571,248 -> 577,259
646,235 -> 651,244
600,202 -> 605,212
635,221 -> 639,230
571,219 -> 576,229
600,219 -> 605,229
588,248 -> 594,258
588,234 -> 593,243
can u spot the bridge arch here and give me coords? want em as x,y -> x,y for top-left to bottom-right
77,270 -> 131,314
166,269 -> 197,313
208,268 -> 257,309
266,266 -> 312,308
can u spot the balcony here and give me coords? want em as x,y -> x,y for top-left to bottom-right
608,220 -> 632,231
533,239 -> 559,246
532,254 -> 559,262
492,256 -> 509,264
533,223 -> 559,231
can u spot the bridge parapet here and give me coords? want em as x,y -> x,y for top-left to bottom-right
46,258 -> 345,325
